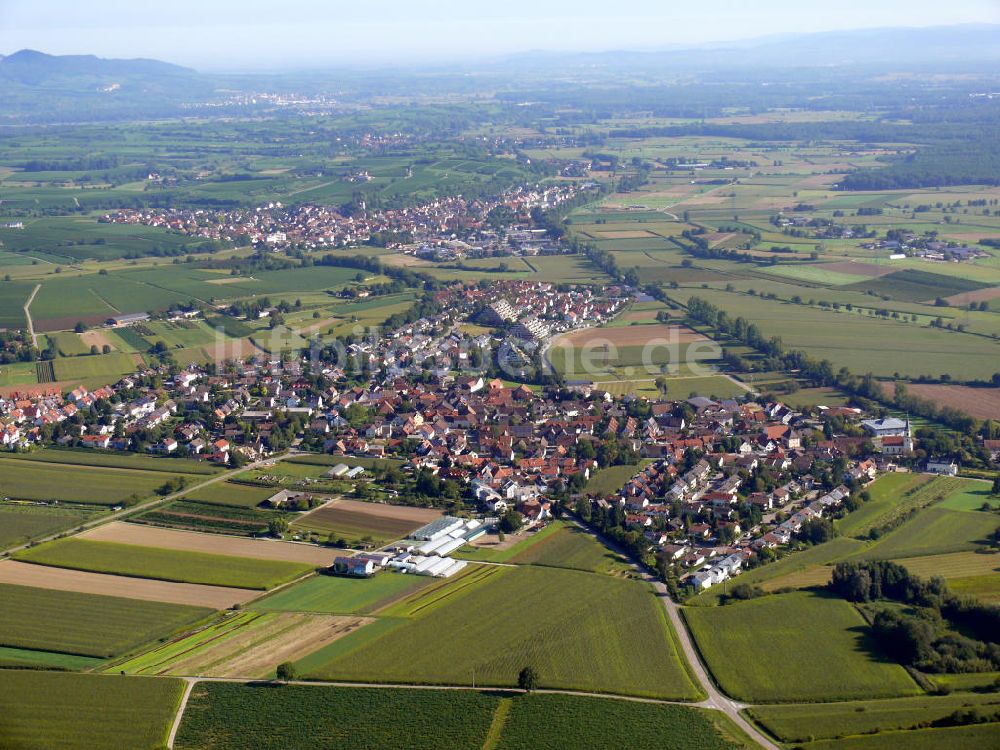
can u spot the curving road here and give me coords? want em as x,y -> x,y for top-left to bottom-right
570,522 -> 779,750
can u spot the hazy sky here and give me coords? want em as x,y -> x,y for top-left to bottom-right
2,0 -> 998,70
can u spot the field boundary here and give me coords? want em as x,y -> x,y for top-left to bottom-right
166,677 -> 195,749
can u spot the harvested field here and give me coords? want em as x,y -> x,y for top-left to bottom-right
880,381 -> 1000,420
293,498 -> 441,542
942,285 -> 1000,305
813,261 -> 896,277
704,231 -> 738,248
79,522 -> 339,565
552,323 -> 708,348
163,612 -> 371,678
0,559 -> 256,608
204,337 -> 266,362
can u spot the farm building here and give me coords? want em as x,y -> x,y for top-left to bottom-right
332,556 -> 376,577
386,553 -> 468,578
326,463 -> 351,478
265,489 -> 311,508
108,312 -> 151,328
411,516 -> 466,542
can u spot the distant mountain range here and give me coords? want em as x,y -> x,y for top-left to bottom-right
497,24 -> 1000,70
1,24 -> 998,123
0,49 -> 194,86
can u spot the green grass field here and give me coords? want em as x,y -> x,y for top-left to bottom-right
510,523 -> 632,576
0,645 -> 104,671
52,351 -> 142,383
14,538 -> 314,590
0,671 -> 186,750
835,473 -> 932,537
48,331 -> 91,356
0,456 -> 182,505
683,591 -> 919,702
0,582 -> 211,658
585,463 -> 642,496
853,507 -> 1000,560
937,480 -> 998,511
0,503 -> 93,550
748,692 -> 1000,744
251,572 -> 429,615
304,565 -> 701,700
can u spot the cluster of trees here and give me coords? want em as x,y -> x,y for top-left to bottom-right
830,561 -> 1000,674
573,499 -> 651,569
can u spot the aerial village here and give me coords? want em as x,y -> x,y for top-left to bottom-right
102,183 -> 582,255
3,269 -> 980,595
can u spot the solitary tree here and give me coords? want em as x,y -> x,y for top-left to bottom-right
518,666 -> 538,692
276,662 -> 297,681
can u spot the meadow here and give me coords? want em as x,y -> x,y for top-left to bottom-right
683,591 -> 920,702
14,538 -> 315,590
837,474 -> 971,539
0,581 -> 212,658
0,671 -> 186,750
52,351 -> 144,383
304,565 -> 702,700
834,472 -> 932,537
585,463 -> 643,496
0,645 -> 104,670
852,506 -> 1000,560
0,456 -> 182,505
